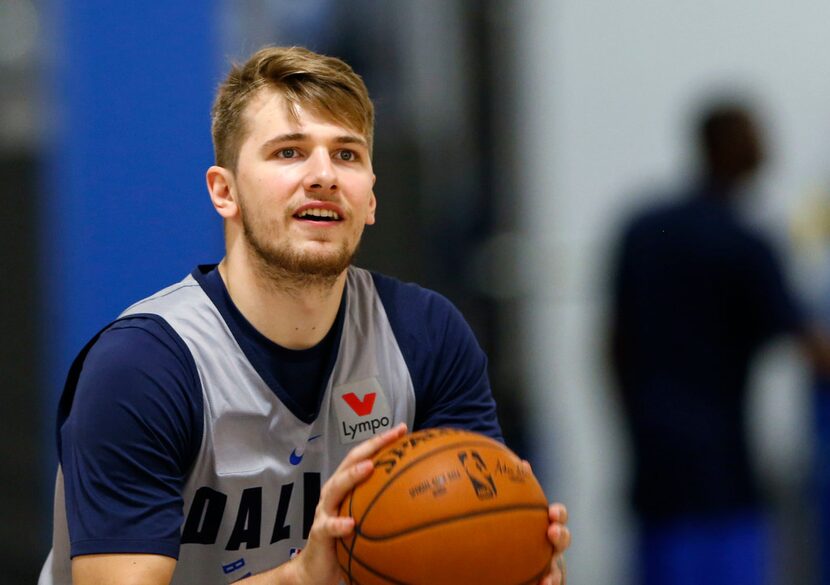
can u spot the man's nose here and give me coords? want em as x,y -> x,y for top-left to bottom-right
303,149 -> 337,193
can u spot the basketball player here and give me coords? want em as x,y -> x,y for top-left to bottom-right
39,46 -> 570,584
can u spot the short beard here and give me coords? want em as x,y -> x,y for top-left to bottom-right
242,212 -> 357,293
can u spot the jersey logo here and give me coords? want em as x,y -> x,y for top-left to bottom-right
334,378 -> 392,445
289,434 -> 322,466
342,392 -> 377,416
181,474 -> 321,552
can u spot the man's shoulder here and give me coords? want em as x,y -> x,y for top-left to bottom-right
120,270 -> 205,318
365,269 -> 458,324
625,195 -> 689,229
88,314 -> 196,378
368,269 -> 439,297
623,190 -> 752,244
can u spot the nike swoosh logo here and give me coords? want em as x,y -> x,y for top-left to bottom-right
289,434 -> 323,466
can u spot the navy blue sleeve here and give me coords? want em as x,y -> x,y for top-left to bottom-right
738,232 -> 805,342
59,316 -> 202,559
372,273 -> 503,441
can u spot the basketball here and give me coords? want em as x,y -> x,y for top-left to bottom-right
337,428 -> 552,585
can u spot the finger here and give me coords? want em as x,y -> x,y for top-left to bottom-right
548,524 -> 571,553
540,555 -> 565,585
555,555 -> 567,585
321,424 -> 408,513
319,459 -> 375,514
316,514 -> 356,538
335,423 -> 408,472
549,503 -> 568,524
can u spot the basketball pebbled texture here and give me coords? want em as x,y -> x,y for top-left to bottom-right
337,428 -> 553,585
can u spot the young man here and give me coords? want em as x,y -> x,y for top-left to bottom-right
39,46 -> 569,584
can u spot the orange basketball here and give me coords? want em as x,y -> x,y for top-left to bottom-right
337,428 -> 553,585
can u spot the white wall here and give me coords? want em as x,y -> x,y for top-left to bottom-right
514,2 -> 830,583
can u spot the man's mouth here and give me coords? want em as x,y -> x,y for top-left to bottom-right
294,208 -> 342,222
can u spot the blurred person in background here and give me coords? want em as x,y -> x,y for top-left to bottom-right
608,101 -> 830,585
38,45 -> 570,585
813,286 -> 830,585
805,197 -> 830,585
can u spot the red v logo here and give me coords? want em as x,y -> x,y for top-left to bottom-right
342,392 -> 377,416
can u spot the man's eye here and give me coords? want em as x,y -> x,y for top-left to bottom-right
338,150 -> 356,161
278,148 -> 297,158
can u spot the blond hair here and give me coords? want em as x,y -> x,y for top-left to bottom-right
211,46 -> 374,170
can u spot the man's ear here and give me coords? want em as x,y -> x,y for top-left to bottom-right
365,191 -> 377,226
206,165 -> 238,219
366,174 -> 377,226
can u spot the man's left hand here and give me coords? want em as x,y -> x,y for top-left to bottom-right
540,503 -> 570,585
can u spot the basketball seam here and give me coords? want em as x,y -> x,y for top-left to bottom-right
346,525 -> 552,585
337,538 -> 354,585
336,555 -> 371,585
356,503 -> 549,541
345,545 -> 416,585
346,489 -> 356,584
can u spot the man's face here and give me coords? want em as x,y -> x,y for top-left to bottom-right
232,88 -> 376,280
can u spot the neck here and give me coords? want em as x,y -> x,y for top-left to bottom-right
218,256 -> 347,350
699,173 -> 740,200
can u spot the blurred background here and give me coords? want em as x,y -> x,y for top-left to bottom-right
4,0 -> 830,583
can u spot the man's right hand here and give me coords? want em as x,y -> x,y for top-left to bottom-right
286,423 -> 408,585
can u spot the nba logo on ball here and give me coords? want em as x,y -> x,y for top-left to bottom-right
334,378 -> 392,444
458,450 -> 498,500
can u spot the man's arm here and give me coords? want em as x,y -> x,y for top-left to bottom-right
70,424 -> 410,585
60,319 -> 199,585
72,554 -> 176,585
59,319 -> 200,561
740,234 -> 830,376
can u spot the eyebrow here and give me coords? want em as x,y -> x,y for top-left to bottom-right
261,132 -> 368,151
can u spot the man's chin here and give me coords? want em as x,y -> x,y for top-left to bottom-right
252,245 -> 355,282
290,244 -> 354,275
292,257 -> 352,278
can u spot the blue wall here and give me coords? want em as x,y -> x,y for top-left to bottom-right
42,1 -> 224,481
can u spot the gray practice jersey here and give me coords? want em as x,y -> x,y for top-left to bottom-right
41,267 -> 417,584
